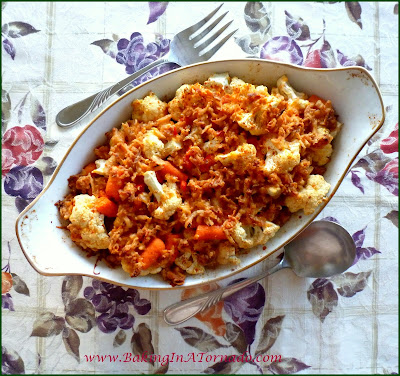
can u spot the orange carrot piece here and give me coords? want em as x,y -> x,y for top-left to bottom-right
141,238 -> 166,270
156,170 -> 164,183
105,175 -> 124,201
194,225 -> 227,241
160,161 -> 188,182
82,162 -> 97,175
180,180 -> 187,193
308,94 -> 326,104
96,197 -> 118,217
166,234 -> 181,250
97,189 -> 108,199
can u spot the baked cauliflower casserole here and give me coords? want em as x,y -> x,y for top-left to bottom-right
57,73 -> 341,286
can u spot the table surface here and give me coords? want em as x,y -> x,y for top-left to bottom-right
2,2 -> 398,374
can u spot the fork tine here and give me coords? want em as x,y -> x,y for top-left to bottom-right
200,29 -> 238,60
183,3 -> 224,35
190,11 -> 228,43
195,20 -> 233,51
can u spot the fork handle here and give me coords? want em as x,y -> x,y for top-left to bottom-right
163,258 -> 287,326
56,57 -> 170,128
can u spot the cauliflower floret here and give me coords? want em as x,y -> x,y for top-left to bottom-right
330,121 -> 342,138
204,72 -> 230,89
143,170 -> 164,201
215,143 -> 257,168
266,185 -> 282,199
311,144 -> 333,166
143,171 -> 182,220
229,221 -> 280,249
203,139 -> 220,154
153,182 -> 182,220
232,96 -> 283,136
174,252 -> 205,275
175,251 -> 192,270
229,77 -> 256,96
121,248 -> 143,278
316,125 -> 331,139
142,128 -> 165,159
186,255 -> 205,275
289,98 -> 310,111
168,84 -> 191,121
140,265 -> 162,276
264,95 -> 283,108
68,194 -> 110,250
224,77 -> 286,136
163,140 -> 182,156
277,75 -> 307,100
217,242 -> 240,265
255,85 -> 270,96
233,112 -> 256,133
310,126 -> 334,166
264,140 -> 301,174
169,81 -> 227,122
131,92 -> 168,122
285,175 -> 330,215
142,128 -> 182,159
121,258 -> 140,277
92,159 -> 109,176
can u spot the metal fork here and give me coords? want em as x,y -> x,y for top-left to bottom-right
56,4 -> 237,128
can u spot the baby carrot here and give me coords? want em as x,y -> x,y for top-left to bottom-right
180,180 -> 187,193
308,94 -> 326,104
82,162 -> 97,175
194,225 -> 227,241
160,161 -> 188,182
141,238 -> 166,270
96,197 -> 118,217
105,175 -> 124,201
166,234 -> 181,250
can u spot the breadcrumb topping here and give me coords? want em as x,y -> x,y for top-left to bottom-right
57,73 -> 341,286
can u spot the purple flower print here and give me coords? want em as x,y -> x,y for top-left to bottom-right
147,2 -> 169,25
84,280 -> 151,333
260,36 -> 303,65
93,32 -> 179,93
115,32 -> 178,87
224,279 -> 265,345
4,166 -> 43,200
1,21 -> 40,60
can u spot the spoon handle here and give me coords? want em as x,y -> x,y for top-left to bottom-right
163,257 -> 287,325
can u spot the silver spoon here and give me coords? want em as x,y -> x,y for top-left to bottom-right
163,220 -> 356,325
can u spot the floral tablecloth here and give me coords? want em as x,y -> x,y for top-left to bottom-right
2,2 -> 398,374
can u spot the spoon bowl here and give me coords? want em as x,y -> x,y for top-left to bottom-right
285,220 -> 356,278
163,220 -> 356,325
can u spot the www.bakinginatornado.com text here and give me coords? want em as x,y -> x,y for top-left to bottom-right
83,352 -> 282,366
